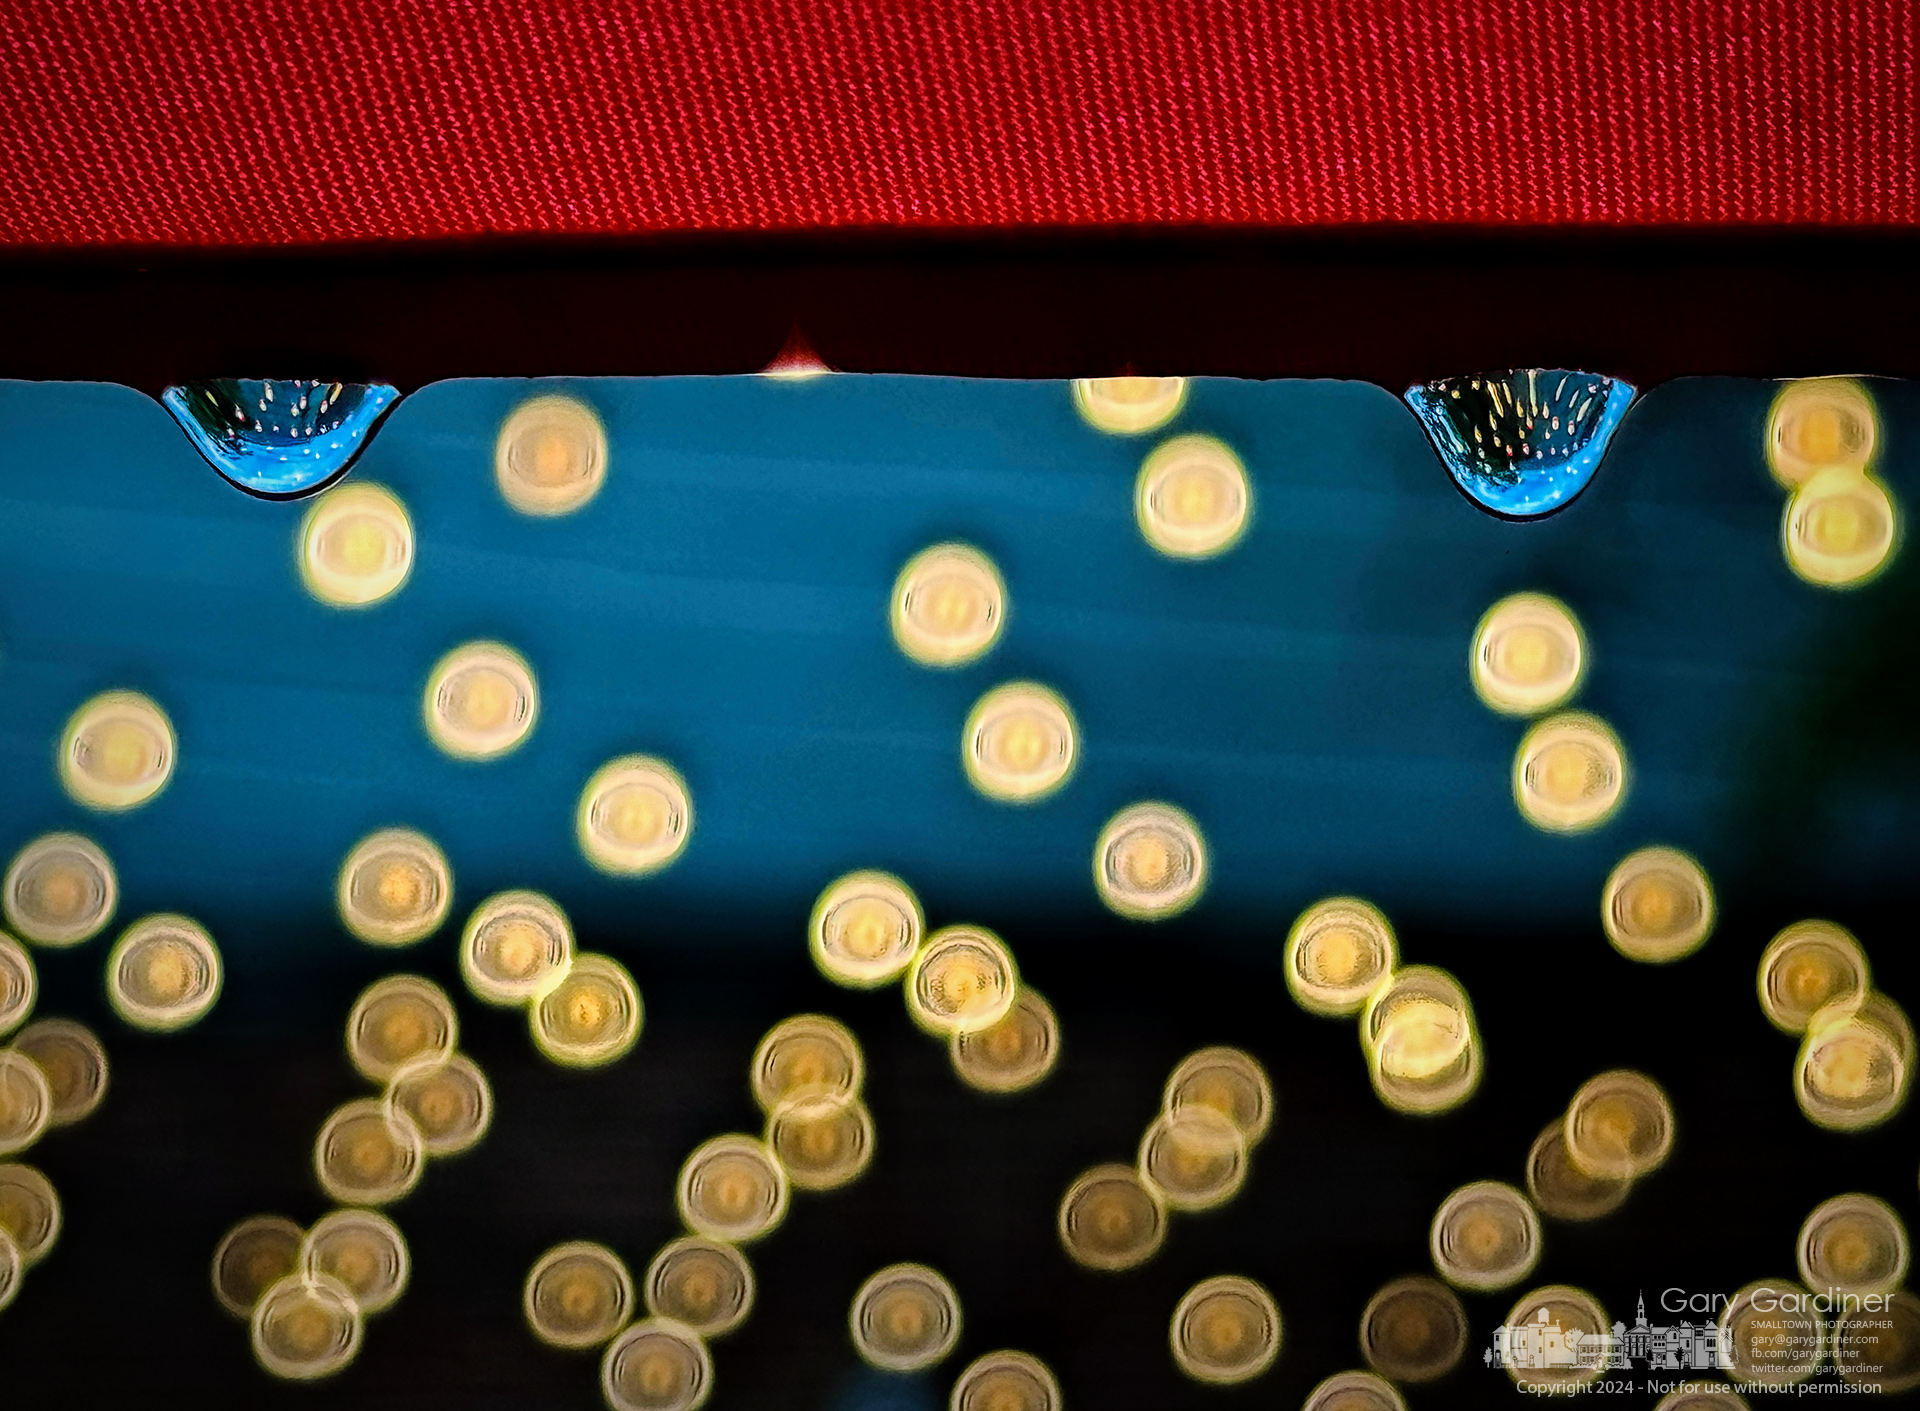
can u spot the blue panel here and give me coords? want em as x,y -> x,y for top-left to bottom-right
0,374 -> 1912,1009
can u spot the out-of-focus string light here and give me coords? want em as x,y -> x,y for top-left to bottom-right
1163,1046 -> 1272,1146
1783,467 -> 1900,588
1059,1163 -> 1167,1272
1470,592 -> 1587,716
1169,1274 -> 1281,1384
809,871 -> 924,989
0,935 -> 33,1038
1524,1121 -> 1631,1223
676,1136 -> 789,1244
1601,847 -> 1715,964
301,1208 -> 410,1316
1797,1193 -> 1908,1297
423,641 -> 538,761
849,1262 -> 962,1373
1563,1070 -> 1675,1181
530,952 -> 642,1068
1138,1105 -> 1247,1212
1429,1180 -> 1541,1291
1360,1276 -> 1469,1383
750,1014 -> 864,1113
313,1099 -> 425,1206
10,1019 -> 108,1126
0,1163 -> 61,1267
1360,966 -> 1481,1115
949,1350 -> 1061,1411
1758,921 -> 1870,1034
461,890 -> 574,1007
764,1088 -> 875,1192
1092,802 -> 1207,920
345,974 -> 459,1084
1796,992 -> 1913,1131
600,1318 -> 713,1411
1136,434 -> 1252,559
577,755 -> 693,877
251,1272 -> 362,1380
891,543 -> 1008,668
1072,376 -> 1188,435
1717,1280 -> 1825,1388
0,1051 -> 50,1158
951,987 -> 1060,1094
212,1214 -> 304,1319
105,914 -> 222,1032
385,1052 -> 492,1157
645,1237 -> 755,1339
1302,1370 -> 1408,1411
1285,898 -> 1396,1018
963,682 -> 1078,804
1836,1290 -> 1920,1392
906,925 -> 1018,1036
3,833 -> 117,948
1502,1286 -> 1609,1391
1513,711 -> 1628,834
524,1241 -> 634,1350
495,394 -> 608,517
1767,377 -> 1877,488
297,481 -> 414,607
336,828 -> 451,947
58,690 -> 175,812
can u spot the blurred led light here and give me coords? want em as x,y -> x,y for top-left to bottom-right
1285,898 -> 1397,1018
11,1019 -> 108,1126
1369,1034 -> 1481,1116
1092,802 -> 1207,920
336,828 -> 452,947
1654,1391 -> 1751,1411
58,690 -> 175,813
765,1089 -> 875,1192
251,1272 -> 362,1381
461,890 -> 574,1007
1601,846 -> 1715,963
1717,1280 -> 1825,1388
645,1236 -> 756,1339
302,1208 -> 410,1316
1470,592 -> 1587,717
1563,1070 -> 1675,1181
524,1241 -> 634,1350
601,1318 -> 713,1411
577,755 -> 693,877
1836,1289 -> 1920,1393
1525,1121 -> 1631,1223
1798,1193 -> 1908,1297
1513,711 -> 1628,834
4,833 -> 117,947
495,394 -> 608,517
810,871 -> 925,989
849,1262 -> 962,1373
212,1214 -> 304,1318
1163,1046 -> 1272,1146
963,682 -> 1078,804
1302,1370 -> 1409,1411
1072,376 -> 1188,435
0,1163 -> 61,1266
1169,1274 -> 1281,1385
1361,1276 -> 1469,1384
750,1014 -> 864,1114
677,1135 -> 789,1244
1758,921 -> 1870,1035
1429,1180 -> 1541,1292
1059,1163 -> 1167,1272
423,641 -> 538,761
385,1052 -> 493,1157
297,482 -> 414,607
949,1350 -> 1061,1411
1361,967 -> 1475,1082
1783,467 -> 1899,588
531,952 -> 643,1069
1138,1105 -> 1248,1212
1768,377 -> 1877,488
0,1227 -> 18,1313
345,974 -> 458,1084
0,935 -> 32,1038
1796,992 -> 1914,1131
951,987 -> 1060,1094
314,1098 -> 425,1206
891,543 -> 1008,668
1502,1286 -> 1609,1391
1136,434 -> 1251,559
105,914 -> 221,1032
906,926 -> 1018,1037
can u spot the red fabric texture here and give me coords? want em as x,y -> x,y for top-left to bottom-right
1,0 -> 1915,248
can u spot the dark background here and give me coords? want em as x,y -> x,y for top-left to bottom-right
2,231 -> 1917,1409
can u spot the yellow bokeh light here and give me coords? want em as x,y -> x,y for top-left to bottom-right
1430,1180 -> 1541,1292
1361,1276 -> 1469,1384
906,926 -> 1018,1036
1798,1194 -> 1908,1298
1058,1163 -> 1167,1272
1136,434 -> 1251,559
58,691 -> 174,812
345,973 -> 458,1084
250,1272 -> 362,1381
298,481 -> 413,607
1502,1285 -> 1609,1391
11,1019 -> 108,1127
750,1014 -> 863,1113
891,542 -> 1007,668
423,641 -> 538,761
963,682 -> 1078,804
3,833 -> 117,949
336,828 -> 451,947
460,890 -> 574,1007
1285,897 -> 1397,1018
1767,377 -> 1877,488
1072,376 -> 1188,435
524,1241 -> 634,1350
1563,1070 -> 1674,1181
211,1215 -> 304,1319
1169,1275 -> 1281,1385
1782,466 -> 1899,588
312,1099 -> 424,1206
952,987 -> 1060,1095
645,1236 -> 756,1339
531,952 -> 643,1068
950,1350 -> 1062,1411
676,1135 -> 789,1244
495,394 -> 608,516
1470,592 -> 1587,717
577,755 -> 693,876
809,871 -> 924,989
301,1208 -> 409,1316
849,1262 -> 962,1373
386,1052 -> 493,1157
106,914 -> 221,1032
1092,802 -> 1207,920
1513,711 -> 1628,834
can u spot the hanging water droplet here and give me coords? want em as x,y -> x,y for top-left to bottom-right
161,379 -> 400,498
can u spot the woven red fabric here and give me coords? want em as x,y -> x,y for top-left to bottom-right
1,0 -> 1915,247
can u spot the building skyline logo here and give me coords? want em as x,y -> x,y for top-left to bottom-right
1486,1292 -> 1726,1372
